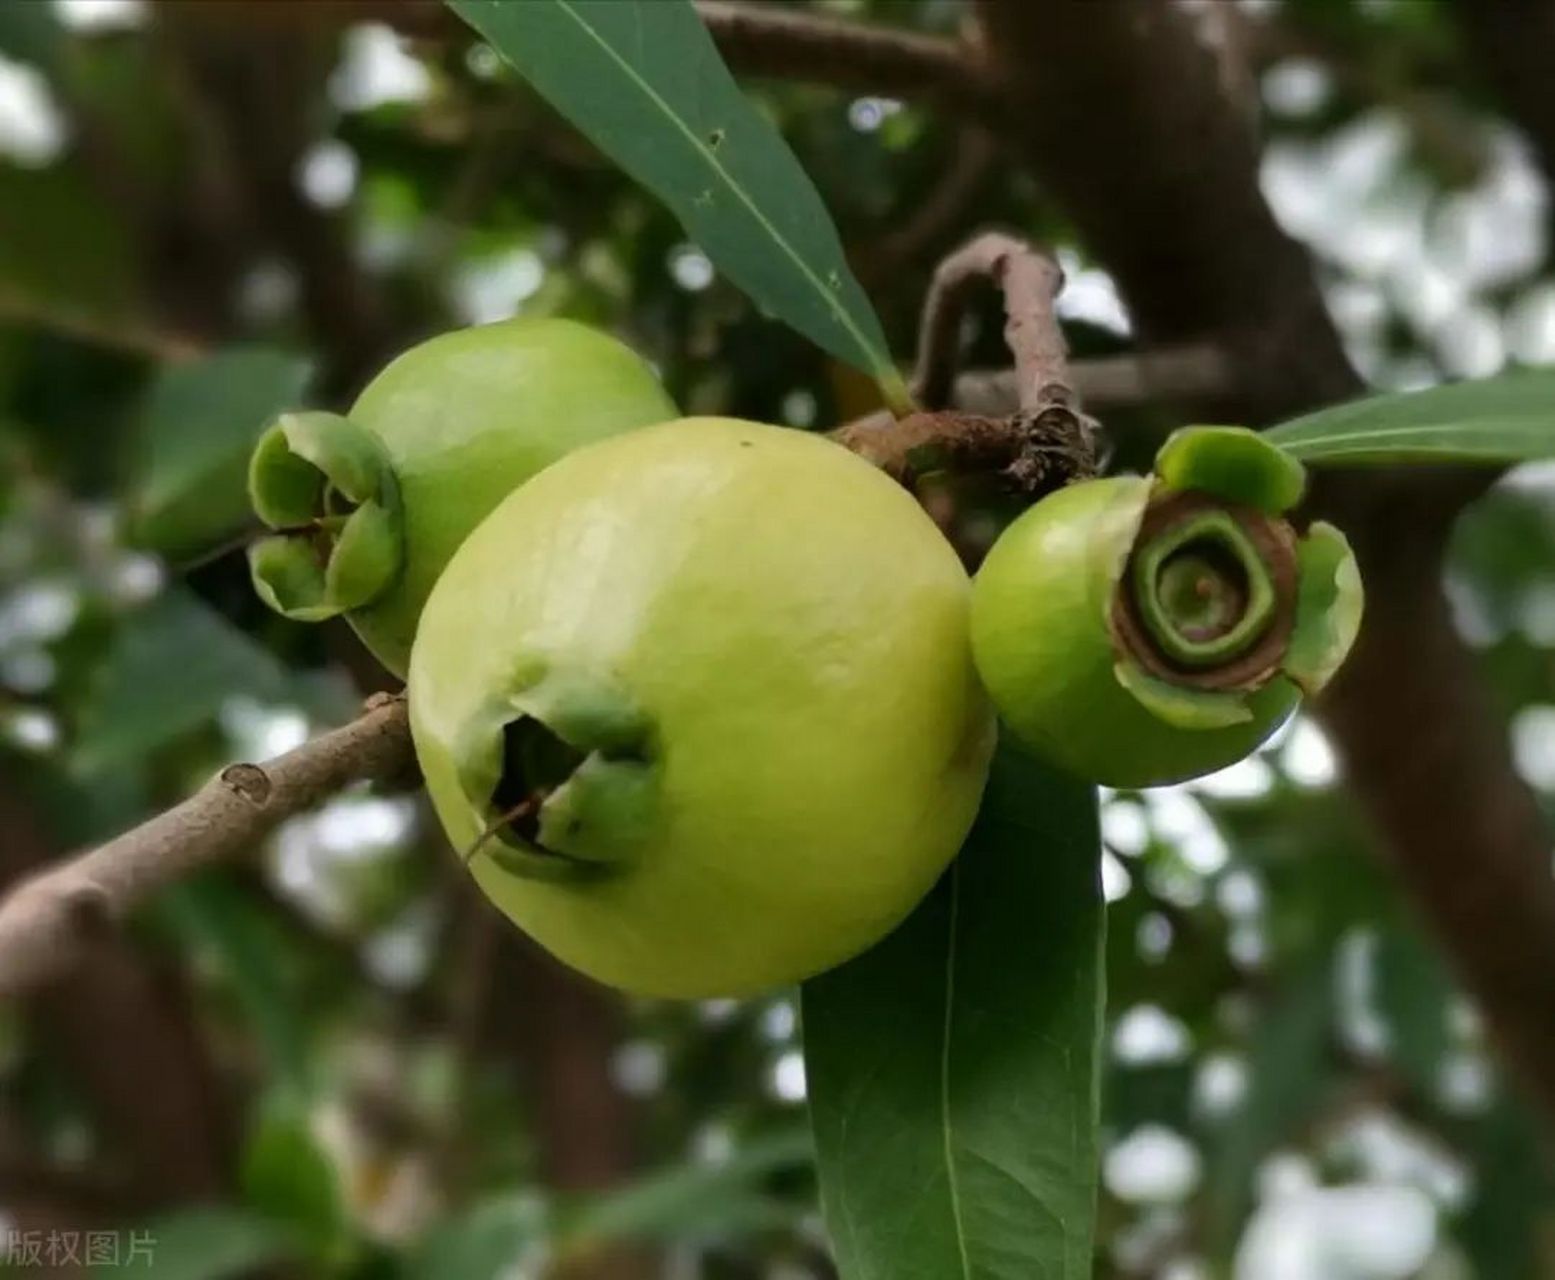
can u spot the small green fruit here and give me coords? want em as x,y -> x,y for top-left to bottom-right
410,417 -> 995,999
971,426 -> 1363,788
247,319 -> 677,675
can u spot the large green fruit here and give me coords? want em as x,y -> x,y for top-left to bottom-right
247,318 -> 677,676
972,427 -> 1363,788
410,417 -> 995,999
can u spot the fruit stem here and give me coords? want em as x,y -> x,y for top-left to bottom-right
830,232 -> 1103,509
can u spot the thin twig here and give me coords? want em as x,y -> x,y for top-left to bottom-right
911,232 -> 1071,414
0,289 -> 204,363
838,233 -> 1101,495
954,343 -> 1234,415
831,409 -> 1033,487
234,1 -> 998,119
0,695 -> 413,997
696,0 -> 997,116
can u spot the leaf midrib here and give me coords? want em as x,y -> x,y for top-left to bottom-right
551,0 -> 893,387
940,862 -> 973,1280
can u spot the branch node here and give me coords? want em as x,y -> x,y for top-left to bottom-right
62,883 -> 114,938
220,763 -> 273,806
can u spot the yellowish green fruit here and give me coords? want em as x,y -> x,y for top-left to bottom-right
247,319 -> 677,676
971,427 -> 1363,788
410,418 -> 996,998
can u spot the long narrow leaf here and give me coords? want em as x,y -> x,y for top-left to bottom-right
802,739 -> 1104,1280
1267,369 -> 1555,465
447,0 -> 911,412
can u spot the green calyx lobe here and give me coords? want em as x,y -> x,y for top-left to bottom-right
1154,424 -> 1306,514
1112,491 -> 1297,697
453,659 -> 659,884
246,412 -> 404,621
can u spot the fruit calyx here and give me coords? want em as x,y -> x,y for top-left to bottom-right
1111,491 -> 1297,692
454,661 -> 659,884
247,411 -> 404,621
1104,427 -> 1363,730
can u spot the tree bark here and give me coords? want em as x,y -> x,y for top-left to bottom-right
485,931 -> 653,1280
1452,0 -> 1555,198
974,0 -> 1555,1124
0,781 -> 232,1203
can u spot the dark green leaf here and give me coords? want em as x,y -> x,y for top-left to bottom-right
1204,957 -> 1332,1246
0,0 -> 64,71
1373,924 -> 1452,1098
130,347 -> 313,560
446,0 -> 910,410
239,1092 -> 348,1264
558,1128 -> 812,1253
410,1193 -> 552,1280
1266,369 -> 1555,465
92,1206 -> 298,1280
0,164 -> 141,323
73,588 -> 317,774
802,739 -> 1103,1280
156,873 -> 314,1094
1461,1094 -> 1553,1280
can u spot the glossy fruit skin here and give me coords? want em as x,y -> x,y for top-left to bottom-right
971,476 -> 1299,788
410,417 -> 995,999
252,319 -> 677,676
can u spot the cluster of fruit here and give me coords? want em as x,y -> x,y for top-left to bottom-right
248,320 -> 1362,999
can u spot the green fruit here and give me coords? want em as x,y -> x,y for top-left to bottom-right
971,427 -> 1363,788
247,319 -> 677,676
410,417 -> 995,999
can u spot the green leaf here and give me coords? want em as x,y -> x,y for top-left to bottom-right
91,1206 -> 298,1280
802,739 -> 1103,1280
557,1128 -> 812,1255
239,1092 -> 348,1265
72,588 -> 346,775
131,348 -> 314,560
410,1193 -> 552,1280
0,0 -> 64,71
446,0 -> 910,411
0,164 -> 141,324
1205,957 -> 1332,1247
1372,924 -> 1452,1098
156,873 -> 314,1095
1461,1095 -> 1553,1280
1266,369 -> 1555,465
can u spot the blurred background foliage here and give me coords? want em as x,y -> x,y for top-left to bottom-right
0,1 -> 1553,1277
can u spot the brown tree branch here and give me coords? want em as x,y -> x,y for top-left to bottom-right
973,0 -> 1555,1126
226,0 -> 996,119
0,289 -> 204,363
695,0 -> 995,116
973,0 -> 1356,424
0,695 -> 411,997
831,409 -> 1037,488
0,783 -> 232,1200
954,344 -> 1233,416
911,233 -> 1070,414
1318,473 -> 1555,1121
157,3 -> 405,395
836,232 -> 1099,495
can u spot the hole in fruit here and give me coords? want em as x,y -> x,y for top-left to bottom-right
321,483 -> 357,519
488,716 -> 588,851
